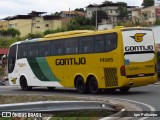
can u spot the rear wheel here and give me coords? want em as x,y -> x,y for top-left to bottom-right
75,76 -> 88,94
47,87 -> 55,91
119,87 -> 130,93
20,77 -> 32,91
89,76 -> 100,94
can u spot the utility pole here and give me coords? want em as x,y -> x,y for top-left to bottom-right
95,7 -> 98,30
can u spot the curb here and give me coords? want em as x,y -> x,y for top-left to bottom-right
100,108 -> 127,120
153,82 -> 160,85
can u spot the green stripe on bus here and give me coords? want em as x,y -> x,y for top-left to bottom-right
27,58 -> 49,81
36,57 -> 60,82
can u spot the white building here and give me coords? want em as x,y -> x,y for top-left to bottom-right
132,6 -> 160,25
86,2 -> 137,24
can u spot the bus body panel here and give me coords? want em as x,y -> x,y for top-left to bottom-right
122,30 -> 156,76
8,27 -> 157,92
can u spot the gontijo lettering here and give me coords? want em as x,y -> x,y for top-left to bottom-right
125,45 -> 153,52
56,57 -> 86,65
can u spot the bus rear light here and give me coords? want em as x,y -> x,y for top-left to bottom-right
120,65 -> 126,76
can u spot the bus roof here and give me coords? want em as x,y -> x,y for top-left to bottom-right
44,30 -> 94,39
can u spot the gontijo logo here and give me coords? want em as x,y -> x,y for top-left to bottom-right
130,33 -> 146,42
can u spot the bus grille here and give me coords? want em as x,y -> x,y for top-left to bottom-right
104,68 -> 118,87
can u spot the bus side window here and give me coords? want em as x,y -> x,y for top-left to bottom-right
39,41 -> 50,57
51,40 -> 64,55
95,35 -> 104,52
17,43 -> 28,59
105,33 -> 117,52
79,36 -> 94,54
65,38 -> 78,55
28,43 -> 39,57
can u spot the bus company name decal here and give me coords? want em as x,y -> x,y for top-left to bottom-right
55,57 -> 86,66
125,45 -> 154,52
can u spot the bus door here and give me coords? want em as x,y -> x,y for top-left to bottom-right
122,29 -> 155,77
8,44 -> 18,85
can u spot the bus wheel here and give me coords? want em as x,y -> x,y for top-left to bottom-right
75,76 -> 87,94
20,77 -> 32,91
89,76 -> 100,94
119,87 -> 130,93
47,87 -> 55,91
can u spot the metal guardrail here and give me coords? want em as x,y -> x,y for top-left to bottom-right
0,101 -> 114,114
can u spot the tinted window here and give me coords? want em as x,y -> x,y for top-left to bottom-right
39,41 -> 50,56
8,45 -> 17,73
105,33 -> 117,52
51,40 -> 64,55
28,42 -> 39,57
79,36 -> 94,54
65,38 -> 78,54
95,35 -> 104,52
17,44 -> 27,59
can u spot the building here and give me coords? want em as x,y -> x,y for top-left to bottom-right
132,6 -> 160,25
0,11 -> 62,37
60,11 -> 85,27
86,2 -> 137,24
60,11 -> 85,18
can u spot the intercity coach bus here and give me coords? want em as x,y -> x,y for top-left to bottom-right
7,27 -> 157,94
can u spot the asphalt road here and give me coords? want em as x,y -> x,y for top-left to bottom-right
0,84 -> 160,120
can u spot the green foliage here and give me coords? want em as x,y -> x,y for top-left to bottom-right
74,8 -> 85,12
43,28 -> 66,36
0,28 -> 20,37
90,10 -> 108,26
142,0 -> 154,7
0,37 -> 19,48
118,4 -> 128,20
67,16 -> 95,31
53,12 -> 60,16
27,33 -> 43,39
155,19 -> 160,25
7,28 -> 20,37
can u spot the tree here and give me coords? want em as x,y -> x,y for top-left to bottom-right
43,28 -> 66,35
74,8 -> 85,12
90,10 -> 108,26
73,16 -> 91,26
142,0 -> 154,7
67,16 -> 94,31
7,28 -> 20,37
118,3 -> 128,21
53,12 -> 60,16
155,19 -> 160,25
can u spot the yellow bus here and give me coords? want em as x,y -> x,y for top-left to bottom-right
8,27 -> 157,94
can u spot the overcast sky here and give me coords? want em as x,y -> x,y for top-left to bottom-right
0,0 -> 143,19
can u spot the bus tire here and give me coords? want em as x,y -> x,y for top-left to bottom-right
89,76 -> 100,94
119,87 -> 130,93
20,77 -> 32,91
75,76 -> 88,94
47,87 -> 55,91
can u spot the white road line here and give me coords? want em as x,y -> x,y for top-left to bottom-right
106,97 -> 156,120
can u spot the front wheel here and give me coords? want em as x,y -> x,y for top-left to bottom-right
89,76 -> 100,94
20,77 -> 32,91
